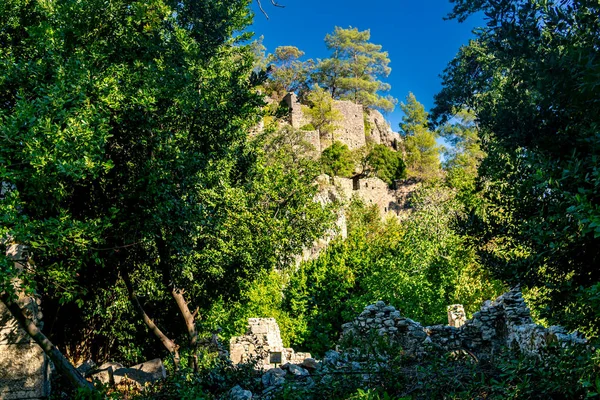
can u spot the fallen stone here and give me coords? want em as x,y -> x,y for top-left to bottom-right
300,357 -> 319,371
323,350 -> 341,366
113,358 -> 166,387
229,385 -> 253,400
285,363 -> 310,377
262,367 -> 286,387
75,359 -> 96,377
90,362 -> 123,385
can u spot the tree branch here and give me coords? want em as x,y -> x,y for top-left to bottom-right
1,294 -> 95,392
256,0 -> 285,19
121,268 -> 180,369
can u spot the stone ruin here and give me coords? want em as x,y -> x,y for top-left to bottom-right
230,318 -> 311,370
341,287 -> 588,358
230,288 -> 588,371
447,304 -> 466,328
225,289 -> 590,399
283,92 -> 400,154
80,358 -> 166,388
0,244 -> 51,400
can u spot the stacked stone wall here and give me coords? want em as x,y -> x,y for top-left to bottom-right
335,177 -> 416,218
341,288 -> 587,358
284,93 -> 368,151
230,318 -> 311,370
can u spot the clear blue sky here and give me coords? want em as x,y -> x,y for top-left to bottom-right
249,0 -> 483,130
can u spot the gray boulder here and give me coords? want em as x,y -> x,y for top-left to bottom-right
229,384 -> 253,400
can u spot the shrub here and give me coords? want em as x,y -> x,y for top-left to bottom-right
321,141 -> 355,177
366,144 -> 406,185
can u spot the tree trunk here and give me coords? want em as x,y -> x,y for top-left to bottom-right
121,268 -> 181,370
0,294 -> 95,392
171,288 -> 199,372
155,236 -> 199,372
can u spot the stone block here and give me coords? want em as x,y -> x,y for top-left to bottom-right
117,358 -> 165,386
0,343 -> 50,399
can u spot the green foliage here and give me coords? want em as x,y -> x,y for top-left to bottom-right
399,93 -> 442,181
366,144 -> 406,185
313,27 -> 396,112
302,86 -> 343,143
321,141 -> 355,178
241,192 -> 504,356
264,46 -> 314,101
0,0 -> 338,368
433,0 -> 600,337
0,0 -> 261,336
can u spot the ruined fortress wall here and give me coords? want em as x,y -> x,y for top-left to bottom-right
342,288 -> 588,358
230,318 -> 311,370
330,100 -> 366,150
284,93 -> 308,130
303,130 -> 321,156
335,177 -> 411,217
0,245 -> 50,400
284,93 -> 366,151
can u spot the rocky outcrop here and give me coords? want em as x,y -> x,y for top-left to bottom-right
365,109 -> 399,150
86,358 -> 166,388
341,288 -> 588,358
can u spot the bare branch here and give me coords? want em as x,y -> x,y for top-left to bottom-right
256,0 -> 285,19
256,0 -> 269,19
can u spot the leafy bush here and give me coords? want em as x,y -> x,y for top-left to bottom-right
300,123 -> 316,131
321,141 -> 355,178
366,144 -> 406,185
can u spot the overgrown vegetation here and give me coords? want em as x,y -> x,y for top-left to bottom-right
1,0 -> 600,397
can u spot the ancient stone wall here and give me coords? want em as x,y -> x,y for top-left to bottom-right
283,93 -> 308,130
303,130 -> 321,156
230,318 -> 311,370
283,93 -> 367,151
334,176 -> 417,218
0,245 -> 51,400
297,176 -> 348,263
341,288 -> 587,358
328,100 -> 366,150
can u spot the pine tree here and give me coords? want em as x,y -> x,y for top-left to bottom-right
265,46 -> 313,100
400,93 -> 442,181
314,27 -> 396,112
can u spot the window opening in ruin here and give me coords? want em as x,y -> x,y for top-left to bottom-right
352,176 -> 360,191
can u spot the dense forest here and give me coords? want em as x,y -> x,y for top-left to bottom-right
0,0 -> 599,398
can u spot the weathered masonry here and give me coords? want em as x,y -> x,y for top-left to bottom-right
0,244 -> 51,400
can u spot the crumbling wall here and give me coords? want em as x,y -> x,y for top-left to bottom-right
341,288 -> 587,358
0,245 -> 51,400
335,177 -> 416,218
283,93 -> 367,151
328,100 -> 366,150
230,318 -> 311,370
